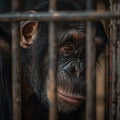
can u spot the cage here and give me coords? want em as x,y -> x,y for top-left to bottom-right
0,0 -> 120,120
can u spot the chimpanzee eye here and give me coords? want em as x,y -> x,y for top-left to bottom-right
63,43 -> 75,51
61,42 -> 76,56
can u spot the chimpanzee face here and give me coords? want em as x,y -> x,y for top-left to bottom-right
46,23 -> 86,113
20,9 -> 106,115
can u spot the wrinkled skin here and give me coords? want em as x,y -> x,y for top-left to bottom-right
0,0 -> 107,120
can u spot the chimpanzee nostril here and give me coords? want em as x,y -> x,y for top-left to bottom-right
70,61 -> 84,78
75,63 -> 82,77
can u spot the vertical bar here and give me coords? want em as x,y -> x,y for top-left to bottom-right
113,2 -> 120,120
116,2 -> 120,118
11,0 -> 22,120
117,25 -> 120,120
109,0 -> 120,120
86,0 -> 96,120
109,2 -> 113,120
109,0 -> 116,120
111,23 -> 117,120
48,0 -> 57,120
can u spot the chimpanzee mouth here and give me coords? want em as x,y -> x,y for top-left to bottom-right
57,91 -> 85,105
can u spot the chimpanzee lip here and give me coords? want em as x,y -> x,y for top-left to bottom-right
57,90 -> 85,105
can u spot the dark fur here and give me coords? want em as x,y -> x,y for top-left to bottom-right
0,28 -> 12,120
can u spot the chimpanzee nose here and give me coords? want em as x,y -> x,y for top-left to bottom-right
71,60 -> 84,78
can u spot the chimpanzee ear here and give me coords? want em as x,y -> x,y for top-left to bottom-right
20,11 -> 39,48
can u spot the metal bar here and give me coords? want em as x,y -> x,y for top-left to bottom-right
11,0 -> 22,120
112,2 -> 120,120
117,25 -> 120,120
109,1 -> 120,120
12,23 -> 21,120
86,0 -> 96,120
48,0 -> 57,120
111,22 -> 117,120
0,11 -> 119,22
86,22 -> 96,120
49,0 -> 56,11
109,1 -> 116,120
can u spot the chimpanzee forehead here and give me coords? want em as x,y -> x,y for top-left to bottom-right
56,22 -> 86,39
56,22 -> 86,31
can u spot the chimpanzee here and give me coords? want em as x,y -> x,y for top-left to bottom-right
0,0 -> 107,120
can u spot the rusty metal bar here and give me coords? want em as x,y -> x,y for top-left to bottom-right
11,0 -> 22,120
0,11 -> 120,22
111,20 -> 117,120
109,1 -> 115,120
116,6 -> 120,118
48,0 -> 57,120
109,1 -> 120,120
117,27 -> 120,120
86,0 -> 96,120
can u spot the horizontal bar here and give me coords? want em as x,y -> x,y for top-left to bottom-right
0,11 -> 119,22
